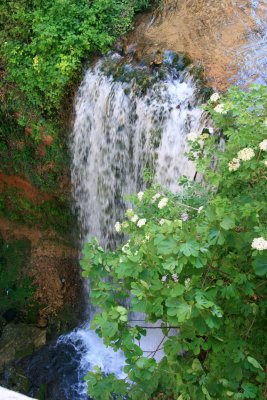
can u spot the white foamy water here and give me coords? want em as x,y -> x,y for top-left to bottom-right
233,0 -> 267,86
71,55 -> 205,246
56,327 -> 126,397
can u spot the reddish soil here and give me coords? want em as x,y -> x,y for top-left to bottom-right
0,172 -> 51,204
0,218 -> 82,327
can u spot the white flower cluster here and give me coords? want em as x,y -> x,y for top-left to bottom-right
115,222 -> 122,233
137,191 -> 144,201
210,93 -> 220,103
122,243 -> 130,253
159,219 -> 166,225
137,218 -> 146,228
181,212 -> 189,221
214,104 -> 227,114
199,133 -> 209,141
158,197 -> 168,209
251,237 -> 267,251
161,274 -> 179,283
259,139 -> 267,151
131,214 -> 139,223
126,208 -> 134,218
228,158 -> 240,172
152,193 -> 161,203
228,147 -> 255,172
237,148 -> 255,161
187,132 -> 198,142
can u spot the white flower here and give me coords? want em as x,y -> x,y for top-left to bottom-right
185,278 -> 191,287
208,127 -> 214,134
237,148 -> 255,161
126,209 -> 134,218
161,275 -> 167,282
137,191 -> 144,201
214,104 -> 226,114
152,193 -> 161,203
228,158 -> 240,172
259,139 -> 267,151
210,92 -> 220,102
187,132 -> 198,142
199,133 -> 209,140
131,214 -> 139,223
115,222 -> 122,233
137,218 -> 146,228
159,219 -> 166,225
181,212 -> 189,221
251,237 -> 267,251
122,243 -> 130,253
264,160 -> 267,167
158,197 -> 168,209
172,273 -> 179,282
198,206 -> 204,214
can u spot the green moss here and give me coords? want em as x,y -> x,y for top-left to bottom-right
15,345 -> 34,360
0,237 -> 35,321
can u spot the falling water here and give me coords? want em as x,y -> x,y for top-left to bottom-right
20,53 -> 207,399
71,53 -> 205,247
68,52 -> 206,397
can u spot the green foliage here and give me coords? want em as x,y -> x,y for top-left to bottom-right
82,86 -> 267,399
0,0 -> 153,116
0,236 -> 34,315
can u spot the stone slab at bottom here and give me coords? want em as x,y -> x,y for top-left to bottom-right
0,387 -> 36,400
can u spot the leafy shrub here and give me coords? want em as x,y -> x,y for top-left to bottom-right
81,86 -> 267,399
0,0 -> 153,116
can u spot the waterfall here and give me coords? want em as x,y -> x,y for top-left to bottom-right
22,53 -> 207,399
68,52 -> 206,396
70,53 -> 205,247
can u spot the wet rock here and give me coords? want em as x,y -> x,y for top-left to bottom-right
150,50 -> 163,67
0,323 -> 46,373
2,309 -> 20,323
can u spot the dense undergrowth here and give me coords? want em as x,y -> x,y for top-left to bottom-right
82,86 -> 267,399
0,0 -> 155,231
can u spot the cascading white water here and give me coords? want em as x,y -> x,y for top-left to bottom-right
71,54 -> 205,246
55,53 -> 207,399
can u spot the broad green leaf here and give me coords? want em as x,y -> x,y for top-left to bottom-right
220,216 -> 235,230
247,356 -> 263,371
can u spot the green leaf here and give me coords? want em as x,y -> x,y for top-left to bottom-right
220,216 -> 235,230
241,383 -> 258,398
247,356 -> 263,371
253,255 -> 267,276
180,240 -> 200,257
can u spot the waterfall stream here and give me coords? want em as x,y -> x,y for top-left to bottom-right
20,53 -> 208,399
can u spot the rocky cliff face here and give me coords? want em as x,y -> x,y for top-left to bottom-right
127,0 -> 267,90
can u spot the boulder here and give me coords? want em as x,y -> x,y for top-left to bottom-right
0,323 -> 46,372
